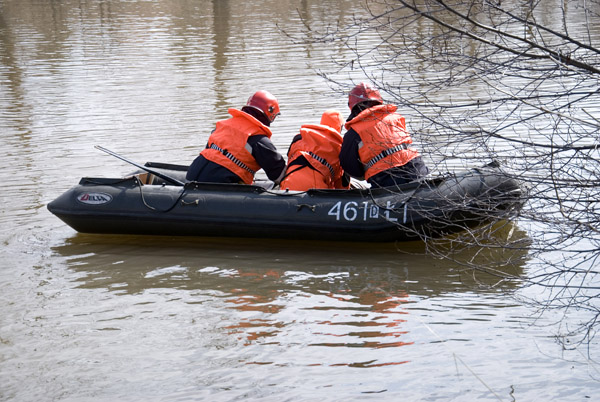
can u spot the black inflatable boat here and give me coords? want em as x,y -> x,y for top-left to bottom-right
47,162 -> 524,242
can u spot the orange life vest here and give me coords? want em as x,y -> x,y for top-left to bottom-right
280,167 -> 330,191
344,104 -> 420,180
280,124 -> 345,191
200,108 -> 272,184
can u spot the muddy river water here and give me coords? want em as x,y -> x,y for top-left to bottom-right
1,1 -> 598,400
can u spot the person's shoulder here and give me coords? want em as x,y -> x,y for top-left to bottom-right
290,133 -> 302,144
248,135 -> 279,152
343,128 -> 361,142
248,134 -> 271,144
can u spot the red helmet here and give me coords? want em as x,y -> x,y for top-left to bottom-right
245,90 -> 280,123
348,82 -> 383,110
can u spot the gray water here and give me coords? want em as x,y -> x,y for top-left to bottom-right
1,1 -> 598,401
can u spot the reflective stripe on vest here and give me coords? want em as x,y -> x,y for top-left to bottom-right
363,143 -> 408,170
209,143 -> 256,175
307,151 -> 336,181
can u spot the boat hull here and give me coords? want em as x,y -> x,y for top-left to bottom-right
47,164 -> 524,242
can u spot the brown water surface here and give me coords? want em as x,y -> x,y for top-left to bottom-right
1,1 -> 598,400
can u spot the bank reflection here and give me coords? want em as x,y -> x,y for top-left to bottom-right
211,0 -> 230,113
52,226 -> 529,365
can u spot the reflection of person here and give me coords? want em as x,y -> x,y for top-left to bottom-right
340,82 -> 429,187
186,90 -> 286,185
280,110 -> 349,191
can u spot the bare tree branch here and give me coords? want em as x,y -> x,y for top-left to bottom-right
289,0 -> 600,352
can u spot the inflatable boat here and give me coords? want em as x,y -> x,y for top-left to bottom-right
47,161 -> 524,243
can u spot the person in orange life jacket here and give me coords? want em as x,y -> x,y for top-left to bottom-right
339,82 -> 429,188
186,90 -> 286,185
279,110 -> 350,191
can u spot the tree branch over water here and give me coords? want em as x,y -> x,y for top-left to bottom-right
291,0 -> 600,351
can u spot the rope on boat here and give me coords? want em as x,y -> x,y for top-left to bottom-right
135,177 -> 187,213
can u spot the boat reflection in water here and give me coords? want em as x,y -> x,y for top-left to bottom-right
51,223 -> 529,368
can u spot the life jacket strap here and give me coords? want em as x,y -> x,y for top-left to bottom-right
307,151 -> 335,180
364,143 -> 408,170
209,143 -> 256,175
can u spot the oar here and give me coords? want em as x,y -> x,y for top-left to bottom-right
95,145 -> 185,186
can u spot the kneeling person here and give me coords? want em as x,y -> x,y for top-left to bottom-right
280,110 -> 349,191
340,82 -> 429,187
187,90 -> 286,185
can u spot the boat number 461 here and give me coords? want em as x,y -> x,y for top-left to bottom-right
327,201 -> 406,223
